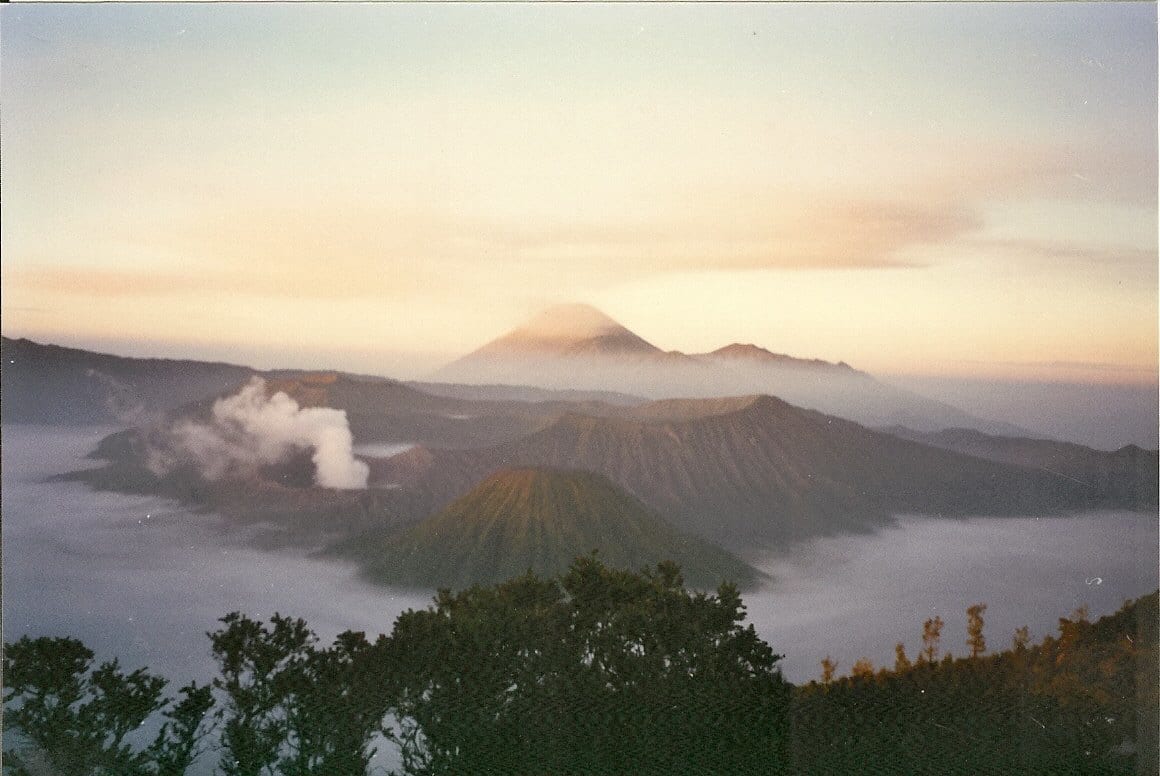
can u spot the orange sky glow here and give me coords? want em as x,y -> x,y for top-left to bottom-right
2,3 -> 1156,384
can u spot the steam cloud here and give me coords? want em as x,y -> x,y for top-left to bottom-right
85,368 -> 147,423
157,378 -> 368,489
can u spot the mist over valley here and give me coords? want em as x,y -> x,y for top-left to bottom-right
4,424 -> 1155,691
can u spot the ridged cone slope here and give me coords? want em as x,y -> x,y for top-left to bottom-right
365,467 -> 760,590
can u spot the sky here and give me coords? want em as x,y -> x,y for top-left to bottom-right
2,3 -> 1156,383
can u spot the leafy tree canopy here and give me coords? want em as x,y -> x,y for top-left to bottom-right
2,636 -> 212,776
384,555 -> 793,775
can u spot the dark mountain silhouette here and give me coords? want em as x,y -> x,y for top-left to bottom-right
357,467 -> 761,590
428,305 -> 1015,433
1,336 -> 255,425
370,395 -> 1149,550
881,426 -> 1158,508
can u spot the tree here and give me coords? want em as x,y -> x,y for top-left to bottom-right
209,613 -> 311,776
850,658 -> 875,679
793,593 -> 1159,776
921,616 -> 944,663
282,630 -> 392,775
385,556 -> 793,775
820,656 -> 838,685
207,612 -> 391,776
966,603 -> 987,658
149,683 -> 216,776
1012,625 -> 1030,653
893,643 -> 912,673
2,636 -> 212,776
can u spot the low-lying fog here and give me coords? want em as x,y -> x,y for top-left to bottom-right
748,512 -> 1157,680
5,425 -> 1157,693
2,426 -> 432,690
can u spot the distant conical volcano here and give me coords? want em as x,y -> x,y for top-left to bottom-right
362,466 -> 760,590
428,304 -> 1009,433
440,303 -> 667,362
429,304 -> 702,398
497,303 -> 661,354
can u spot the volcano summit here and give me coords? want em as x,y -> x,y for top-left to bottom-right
431,304 -> 1011,432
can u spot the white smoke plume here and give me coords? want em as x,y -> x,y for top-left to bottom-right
157,377 -> 368,489
85,368 -> 148,423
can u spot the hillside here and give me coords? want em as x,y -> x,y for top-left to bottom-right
698,344 -> 1017,434
259,372 -> 565,449
0,336 -> 255,425
881,426 -> 1159,508
360,467 -> 761,590
250,372 -> 655,450
371,395 -> 1145,549
431,304 -> 708,399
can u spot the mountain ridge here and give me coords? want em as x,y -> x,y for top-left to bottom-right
880,425 -> 1159,507
368,392 -> 1149,551
700,342 -> 858,373
1,336 -> 257,425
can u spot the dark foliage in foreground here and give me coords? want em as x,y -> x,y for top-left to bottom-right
794,591 -> 1158,776
384,556 -> 791,775
4,561 -> 1156,775
2,637 -> 213,776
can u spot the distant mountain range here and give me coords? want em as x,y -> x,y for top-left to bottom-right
2,312 -> 1014,440
18,331 -> 1154,589
431,304 -> 1021,434
352,467 -> 761,590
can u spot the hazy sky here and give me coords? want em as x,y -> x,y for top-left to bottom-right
2,3 -> 1156,382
